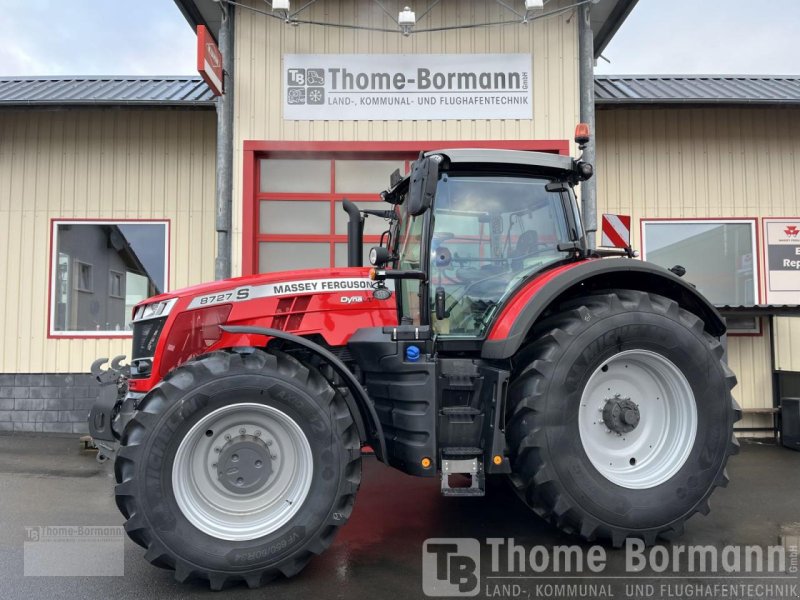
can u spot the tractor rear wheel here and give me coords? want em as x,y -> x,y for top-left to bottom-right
506,290 -> 740,546
114,349 -> 361,589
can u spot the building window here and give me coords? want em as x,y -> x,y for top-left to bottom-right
74,261 -> 94,292
50,221 -> 169,336
722,314 -> 762,335
641,219 -> 758,307
109,270 -> 125,299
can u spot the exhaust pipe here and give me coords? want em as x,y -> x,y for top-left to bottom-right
342,199 -> 364,267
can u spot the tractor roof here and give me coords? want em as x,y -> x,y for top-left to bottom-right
425,148 -> 575,172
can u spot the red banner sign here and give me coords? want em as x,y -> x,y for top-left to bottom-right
197,25 -> 223,96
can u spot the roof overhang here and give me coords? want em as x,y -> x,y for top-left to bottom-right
174,0 -> 637,58
590,0 -> 638,58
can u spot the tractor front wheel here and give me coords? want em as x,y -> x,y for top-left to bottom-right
506,290 -> 740,546
114,349 -> 361,589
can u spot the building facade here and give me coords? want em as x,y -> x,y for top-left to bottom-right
0,0 -> 798,434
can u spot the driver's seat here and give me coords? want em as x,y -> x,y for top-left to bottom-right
511,230 -> 538,269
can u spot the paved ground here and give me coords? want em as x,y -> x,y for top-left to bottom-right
0,433 -> 798,599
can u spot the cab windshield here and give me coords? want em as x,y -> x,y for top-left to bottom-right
396,173 -> 572,335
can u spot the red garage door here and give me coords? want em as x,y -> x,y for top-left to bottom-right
242,140 -> 569,275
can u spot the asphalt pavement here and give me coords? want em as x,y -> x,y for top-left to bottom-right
0,434 -> 798,599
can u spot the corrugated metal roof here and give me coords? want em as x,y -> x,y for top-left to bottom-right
2,75 -> 799,108
0,76 -> 215,107
719,305 -> 800,315
595,75 -> 800,106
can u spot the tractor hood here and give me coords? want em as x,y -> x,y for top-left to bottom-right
127,266 -> 398,392
137,266 -> 377,309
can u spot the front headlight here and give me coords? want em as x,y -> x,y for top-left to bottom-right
133,298 -> 178,322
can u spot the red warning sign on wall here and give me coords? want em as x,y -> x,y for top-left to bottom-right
197,25 -> 223,96
601,213 -> 631,248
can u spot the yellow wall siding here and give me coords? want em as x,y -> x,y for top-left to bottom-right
774,316 -> 800,372
0,108 -> 217,373
727,325 -> 774,431
596,107 -> 800,417
596,107 -> 800,227
231,0 -> 580,276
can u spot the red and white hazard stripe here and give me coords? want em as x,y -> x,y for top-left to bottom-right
601,214 -> 631,248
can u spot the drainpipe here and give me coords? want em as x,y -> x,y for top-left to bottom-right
578,2 -> 597,250
215,4 -> 235,280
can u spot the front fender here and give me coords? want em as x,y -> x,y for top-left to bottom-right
481,258 -> 725,360
220,325 -> 388,463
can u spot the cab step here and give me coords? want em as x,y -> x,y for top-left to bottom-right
441,457 -> 485,497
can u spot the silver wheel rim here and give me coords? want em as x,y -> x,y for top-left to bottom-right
172,402 -> 313,541
578,350 -> 697,490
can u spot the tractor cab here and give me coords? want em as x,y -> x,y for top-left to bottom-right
363,148 -> 591,338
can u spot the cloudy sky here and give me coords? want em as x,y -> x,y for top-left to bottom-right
1,0 -> 798,77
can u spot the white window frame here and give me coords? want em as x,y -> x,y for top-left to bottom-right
641,219 -> 759,307
50,220 -> 170,337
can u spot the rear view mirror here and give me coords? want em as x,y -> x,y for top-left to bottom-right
407,155 -> 439,216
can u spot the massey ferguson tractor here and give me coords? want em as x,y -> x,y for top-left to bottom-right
88,128 -> 739,589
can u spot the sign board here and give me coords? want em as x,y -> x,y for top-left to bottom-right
283,54 -> 532,121
197,25 -> 223,96
601,213 -> 631,248
763,218 -> 800,304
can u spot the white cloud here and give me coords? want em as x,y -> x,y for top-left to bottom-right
0,0 -> 198,77
1,0 -> 797,78
596,0 -> 800,75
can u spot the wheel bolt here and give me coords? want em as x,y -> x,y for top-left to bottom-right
232,454 -> 239,462
266,440 -> 273,446
271,454 -> 277,459
225,434 -> 231,441
214,447 -> 221,453
254,430 -> 261,437
239,428 -> 246,435
255,460 -> 262,468
236,477 -> 244,486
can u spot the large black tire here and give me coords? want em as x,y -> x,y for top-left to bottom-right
114,349 -> 361,589
506,290 -> 740,546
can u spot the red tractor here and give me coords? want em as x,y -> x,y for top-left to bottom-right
89,130 -> 739,589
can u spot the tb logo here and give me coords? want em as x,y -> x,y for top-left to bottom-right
422,538 -> 480,597
287,68 -> 306,85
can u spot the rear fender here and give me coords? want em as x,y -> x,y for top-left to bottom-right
220,325 -> 387,463
482,259 -> 726,360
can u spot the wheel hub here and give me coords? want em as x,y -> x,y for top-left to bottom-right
217,435 -> 273,494
577,350 -> 698,490
602,395 -> 640,434
172,402 -> 314,541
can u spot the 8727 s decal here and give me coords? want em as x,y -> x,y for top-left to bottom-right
194,288 -> 252,307
186,278 -> 387,309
